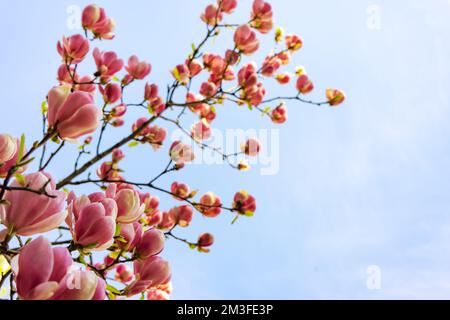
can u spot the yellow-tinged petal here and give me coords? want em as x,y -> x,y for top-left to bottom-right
0,255 -> 10,275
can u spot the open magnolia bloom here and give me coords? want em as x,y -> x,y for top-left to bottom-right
0,0 -> 344,301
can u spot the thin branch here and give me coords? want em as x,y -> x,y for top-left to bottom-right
41,141 -> 66,171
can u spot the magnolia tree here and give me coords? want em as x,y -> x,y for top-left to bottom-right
0,0 -> 345,300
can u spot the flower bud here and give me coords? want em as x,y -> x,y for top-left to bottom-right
233,190 -> 256,217
135,229 -> 165,259
243,139 -> 260,156
169,141 -> 195,165
275,72 -> 292,85
296,74 -> 314,94
171,182 -> 190,201
198,233 -> 214,252
115,264 -> 134,283
271,102 -> 288,124
198,192 -> 222,218
221,0 -> 238,14
326,88 -> 346,106
286,34 -> 303,51
111,103 -> 127,118
112,148 -> 125,162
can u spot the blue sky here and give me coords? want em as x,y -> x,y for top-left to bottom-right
1,0 -> 450,299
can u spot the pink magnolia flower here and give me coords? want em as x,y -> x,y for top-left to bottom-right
220,0 -> 238,14
67,193 -> 117,251
245,82 -> 266,106
93,48 -> 124,83
76,75 -> 97,94
171,64 -> 190,85
82,4 -> 103,29
261,55 -> 282,77
0,134 -> 16,164
238,62 -> 258,89
3,172 -> 66,236
147,125 -> 167,150
225,49 -> 239,66
116,221 -> 142,252
96,161 -> 119,180
47,86 -> 101,140
157,210 -> 177,231
56,64 -> 74,84
202,53 -> 235,84
233,190 -> 256,216
296,74 -> 314,94
198,192 -> 222,218
144,85 -> 166,115
135,229 -> 165,259
326,88 -> 346,106
171,182 -> 190,201
199,81 -> 218,98
203,53 -> 221,70
57,34 -> 90,64
140,193 -> 159,214
271,102 -> 288,124
199,104 -> 217,123
243,138 -> 261,156
99,83 -> 121,104
186,92 -> 206,112
51,269 -> 105,300
147,289 -> 170,300
126,55 -> 152,80
146,209 -> 163,227
234,24 -> 259,55
111,103 -> 127,118
198,233 -> 214,248
275,72 -> 292,85
149,97 -> 166,116
115,264 -> 134,283
132,117 -> 152,137
186,59 -> 203,77
169,141 -> 195,165
144,83 -> 159,102
92,278 -> 107,300
13,237 -> 72,300
286,34 -> 303,51
112,185 -> 145,224
82,4 -> 115,40
168,205 -> 193,228
201,4 -> 223,26
0,138 -> 26,178
112,148 -> 125,163
191,120 -> 212,141
276,51 -> 291,65
125,256 -> 171,296
250,0 -> 273,34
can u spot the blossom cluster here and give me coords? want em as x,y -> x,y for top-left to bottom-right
0,0 -> 344,300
